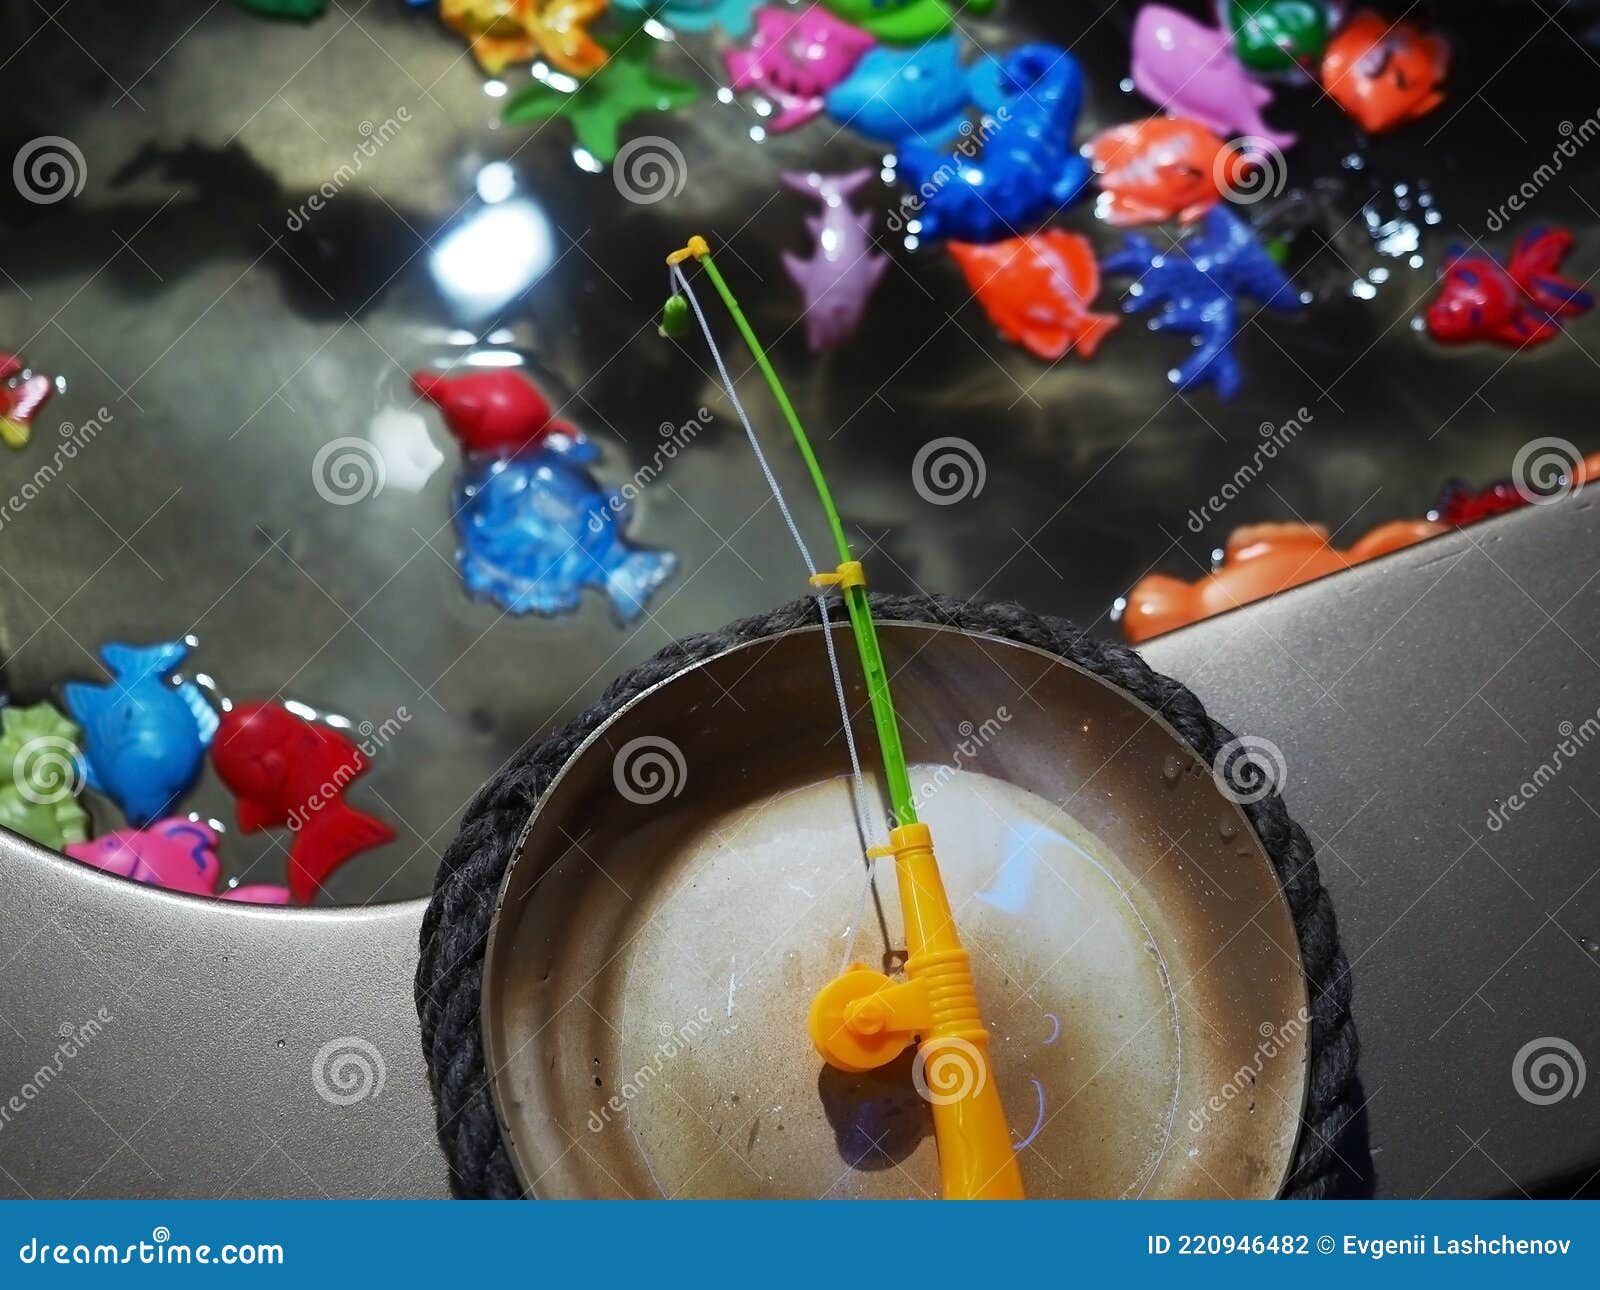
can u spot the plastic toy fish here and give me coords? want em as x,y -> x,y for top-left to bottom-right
1132,5 -> 1296,151
1121,519 -> 1445,641
454,445 -> 676,621
948,231 -> 1119,362
0,702 -> 89,850
898,44 -> 1090,243
234,0 -> 325,17
0,352 -> 55,450
501,32 -> 699,163
66,819 -> 291,905
614,0 -> 758,35
1430,452 -> 1600,525
780,170 -> 890,352
821,0 -> 987,42
824,36 -> 970,148
1088,117 -> 1235,227
212,702 -> 396,904
1321,11 -> 1449,134
63,640 -> 219,827
725,6 -> 875,133
1425,227 -> 1594,349
1104,206 -> 1303,398
1223,0 -> 1331,72
411,368 -> 578,458
440,0 -> 607,76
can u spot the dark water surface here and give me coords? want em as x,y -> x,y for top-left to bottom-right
1,1 -> 1594,900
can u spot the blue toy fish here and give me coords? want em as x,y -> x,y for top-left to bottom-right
63,640 -> 220,826
453,437 -> 676,622
896,43 -> 1090,243
613,0 -> 758,34
825,36 -> 974,149
1103,206 -> 1303,400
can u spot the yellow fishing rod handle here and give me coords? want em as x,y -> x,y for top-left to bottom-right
891,823 -> 1024,1200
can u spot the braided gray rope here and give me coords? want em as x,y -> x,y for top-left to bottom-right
415,594 -> 1359,1199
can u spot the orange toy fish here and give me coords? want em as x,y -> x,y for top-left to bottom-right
1321,10 -> 1449,135
1087,117 -> 1238,227
948,231 -> 1120,362
441,0 -> 607,77
1120,518 -> 1446,642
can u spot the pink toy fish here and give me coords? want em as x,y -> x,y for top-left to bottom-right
725,5 -> 875,132
780,169 -> 890,352
66,819 -> 291,905
1131,4 -> 1295,151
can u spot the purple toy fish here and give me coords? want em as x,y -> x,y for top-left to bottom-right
780,169 -> 890,352
66,818 -> 291,904
1131,4 -> 1296,152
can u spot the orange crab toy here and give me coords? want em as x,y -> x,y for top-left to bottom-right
440,0 -> 608,77
1120,518 -> 1447,642
1321,10 -> 1450,134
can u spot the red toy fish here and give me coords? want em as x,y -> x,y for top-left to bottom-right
1431,451 -> 1600,525
1425,227 -> 1594,349
1,351 -> 56,450
211,701 -> 396,903
948,231 -> 1120,362
1087,117 -> 1239,227
410,368 -> 576,457
1322,10 -> 1449,135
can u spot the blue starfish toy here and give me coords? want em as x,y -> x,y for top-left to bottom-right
1103,207 -> 1303,400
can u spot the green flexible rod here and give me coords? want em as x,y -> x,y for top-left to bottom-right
667,237 -> 917,828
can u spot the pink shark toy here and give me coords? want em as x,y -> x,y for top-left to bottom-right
725,5 -> 875,132
66,819 -> 291,905
1131,4 -> 1296,152
780,169 -> 890,352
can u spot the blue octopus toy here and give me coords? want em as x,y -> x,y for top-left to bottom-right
1103,206 -> 1303,400
453,436 -> 676,623
896,43 -> 1090,243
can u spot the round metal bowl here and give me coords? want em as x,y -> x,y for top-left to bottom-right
482,622 -> 1307,1198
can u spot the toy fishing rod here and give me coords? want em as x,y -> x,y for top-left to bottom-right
663,236 -> 1024,1201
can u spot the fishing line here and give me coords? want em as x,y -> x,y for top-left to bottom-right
671,261 -> 891,967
